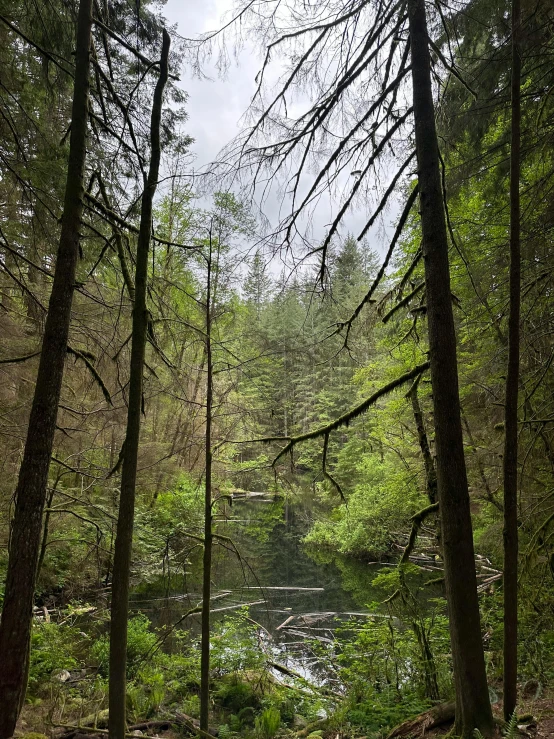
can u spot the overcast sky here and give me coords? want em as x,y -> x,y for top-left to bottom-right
163,0 -> 398,259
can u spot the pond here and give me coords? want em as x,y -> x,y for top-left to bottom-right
130,494 -> 385,682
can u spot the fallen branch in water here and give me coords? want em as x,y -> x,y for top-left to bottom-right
268,661 -> 342,698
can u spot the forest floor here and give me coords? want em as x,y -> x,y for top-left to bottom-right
506,698 -> 554,739
15,694 -> 554,739
409,697 -> 554,739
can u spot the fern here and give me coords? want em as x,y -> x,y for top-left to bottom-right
255,707 -> 281,739
504,709 -> 519,739
474,708 -> 519,739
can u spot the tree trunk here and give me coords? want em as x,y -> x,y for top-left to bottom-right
409,381 -> 437,504
387,701 -> 456,739
406,0 -> 494,736
503,0 -> 521,719
200,243 -> 214,733
0,1 -> 93,734
108,29 -> 170,739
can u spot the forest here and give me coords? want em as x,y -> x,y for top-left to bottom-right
0,0 -> 553,738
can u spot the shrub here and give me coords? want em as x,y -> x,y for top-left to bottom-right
91,614 -> 157,678
28,621 -> 82,695
216,678 -> 261,713
255,707 -> 281,739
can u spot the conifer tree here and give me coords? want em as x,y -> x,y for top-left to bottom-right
0,2 -> 93,731
244,250 -> 273,319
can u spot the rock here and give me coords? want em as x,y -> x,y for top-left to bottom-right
52,669 -> 71,682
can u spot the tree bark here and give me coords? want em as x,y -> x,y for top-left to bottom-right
0,1 -> 93,734
408,381 -> 437,504
200,240 -> 214,733
108,29 -> 170,739
387,701 -> 456,739
503,0 -> 521,719
406,0 -> 494,736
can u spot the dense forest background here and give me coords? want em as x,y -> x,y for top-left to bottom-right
0,0 -> 554,738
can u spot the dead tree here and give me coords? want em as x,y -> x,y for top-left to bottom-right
108,29 -> 170,739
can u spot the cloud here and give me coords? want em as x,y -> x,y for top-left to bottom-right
163,0 -> 401,260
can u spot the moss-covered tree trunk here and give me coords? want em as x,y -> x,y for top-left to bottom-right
0,1 -> 93,734
503,0 -> 521,719
108,29 -> 170,739
407,0 -> 494,735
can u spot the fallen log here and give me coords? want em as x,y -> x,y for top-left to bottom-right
56,712 -> 218,739
386,701 -> 455,738
276,615 -> 295,630
174,712 -> 219,738
268,661 -> 342,699
296,717 -> 331,737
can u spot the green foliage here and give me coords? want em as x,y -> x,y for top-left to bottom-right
343,689 -> 430,735
504,710 -> 519,739
211,610 -> 267,675
255,707 -> 281,739
28,621 -> 82,695
127,670 -> 166,720
216,678 -> 261,713
217,724 -> 234,739
91,614 -> 158,679
305,459 -> 422,558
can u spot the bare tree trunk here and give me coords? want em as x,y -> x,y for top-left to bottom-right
200,242 -> 214,733
408,381 -> 437,504
108,30 -> 170,739
0,1 -> 93,733
503,0 -> 521,719
407,0 -> 494,735
37,481 -> 59,581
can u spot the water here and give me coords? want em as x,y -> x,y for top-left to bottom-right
131,495 -> 383,681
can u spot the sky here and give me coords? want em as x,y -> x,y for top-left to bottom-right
164,0 -> 254,176
162,0 -> 399,261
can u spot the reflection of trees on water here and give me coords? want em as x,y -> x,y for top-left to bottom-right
131,495 -> 383,678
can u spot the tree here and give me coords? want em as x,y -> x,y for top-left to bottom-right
503,0 -> 521,718
108,29 -> 171,739
192,194 -> 256,731
244,250 -> 273,319
200,233 -> 215,733
202,0 -> 494,732
332,235 -> 365,295
407,0 -> 493,733
0,1 -> 93,732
